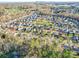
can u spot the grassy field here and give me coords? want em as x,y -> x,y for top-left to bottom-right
0,2 -> 79,58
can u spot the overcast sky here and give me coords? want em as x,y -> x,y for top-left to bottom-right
0,0 -> 79,2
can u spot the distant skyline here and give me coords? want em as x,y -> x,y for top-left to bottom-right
0,0 -> 79,2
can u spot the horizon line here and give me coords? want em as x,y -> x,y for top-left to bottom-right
0,1 -> 79,3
